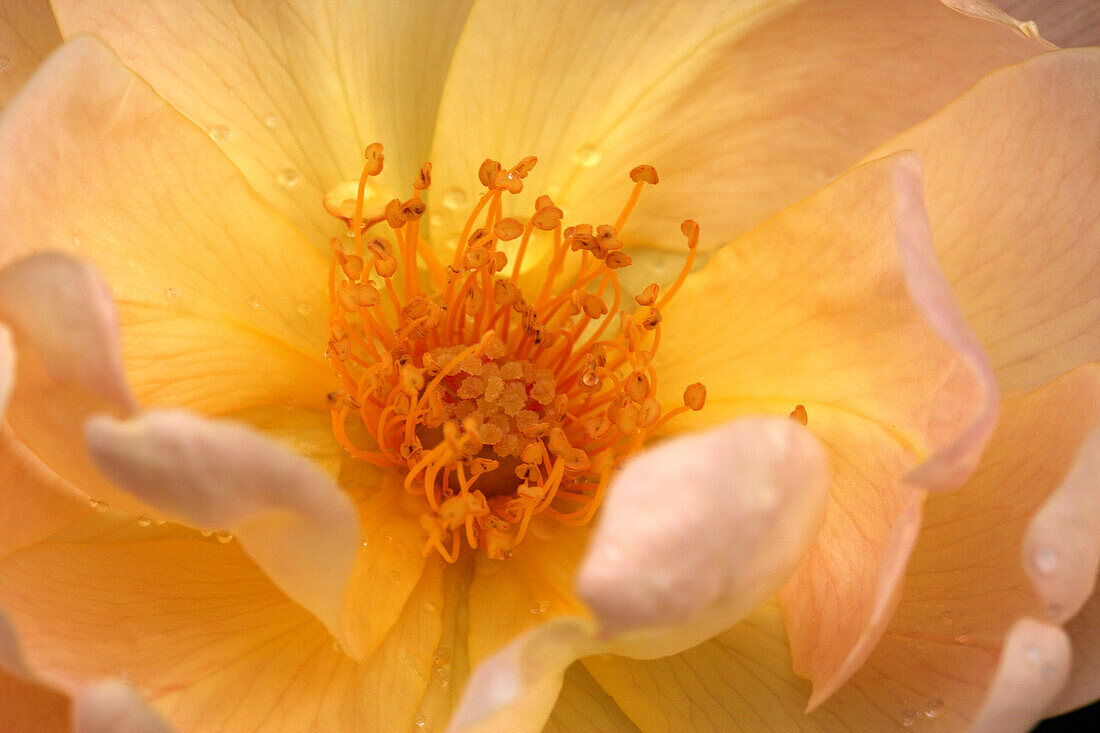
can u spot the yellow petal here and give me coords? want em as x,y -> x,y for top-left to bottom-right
0,515 -> 447,731
0,0 -> 61,111
997,0 -> 1100,47
430,0 -> 1046,257
0,36 -> 336,415
544,663 -> 638,733
864,48 -> 1100,396
51,0 -> 476,248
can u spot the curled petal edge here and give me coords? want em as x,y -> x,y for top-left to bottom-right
939,0 -> 1054,47
84,409 -> 360,650
449,417 -> 831,732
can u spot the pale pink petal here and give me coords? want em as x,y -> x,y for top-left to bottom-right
892,157 -> 999,491
451,417 -> 831,732
84,409 -> 359,644
993,0 -> 1100,47
939,0 -> 1051,45
0,252 -> 135,415
0,0 -> 62,111
1024,426 -> 1100,623
1055,569 -> 1100,714
577,417 -> 829,650
73,679 -> 173,733
865,49 -> 1100,396
53,0 -> 475,248
970,619 -> 1072,733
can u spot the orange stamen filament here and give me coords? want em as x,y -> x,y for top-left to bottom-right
323,146 -> 704,561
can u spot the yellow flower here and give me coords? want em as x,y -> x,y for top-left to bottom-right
0,1 -> 1098,731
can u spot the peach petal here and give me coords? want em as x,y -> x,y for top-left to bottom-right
1054,571 -> 1100,714
52,0 -> 476,248
0,664 -> 69,731
0,0 -> 62,111
999,0 -> 1100,47
0,606 -> 28,676
892,157 -> 998,491
577,417 -> 829,649
544,663 -> 638,733
72,679 -> 172,733
84,409 -> 359,643
1024,426 -> 1100,622
0,323 -> 11,414
0,252 -> 136,416
970,618 -> 1072,733
864,49 -> 1100,396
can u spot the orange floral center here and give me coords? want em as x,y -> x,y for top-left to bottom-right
324,143 -> 704,561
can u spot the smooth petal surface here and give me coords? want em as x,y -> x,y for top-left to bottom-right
969,619 -> 1072,733
0,36 -> 335,416
656,152 -> 995,704
430,0 -> 1045,258
865,49 -> 1100,396
73,679 -> 172,733
997,0 -> 1100,47
1056,566 -> 1100,714
0,665 -> 69,732
0,515 -> 450,731
0,323 -> 10,414
543,663 -> 638,733
84,409 -> 359,645
0,0 -> 61,110
52,0 -> 475,248
450,417 -> 830,732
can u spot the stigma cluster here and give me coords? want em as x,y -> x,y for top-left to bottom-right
324,143 -> 704,561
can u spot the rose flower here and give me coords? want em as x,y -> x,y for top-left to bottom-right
0,1 -> 1097,731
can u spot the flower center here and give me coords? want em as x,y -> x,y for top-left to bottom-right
324,143 -> 704,561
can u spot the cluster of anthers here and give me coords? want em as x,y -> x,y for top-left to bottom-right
323,143 -> 705,561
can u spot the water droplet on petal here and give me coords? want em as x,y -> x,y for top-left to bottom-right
442,188 -> 467,210
573,144 -> 601,168
249,295 -> 261,308
423,601 -> 437,613
296,301 -> 311,316
199,529 -> 214,538
0,56 -> 12,73
277,168 -> 300,187
415,715 -> 427,728
954,629 -> 972,644
901,708 -> 918,727
208,124 -> 230,142
429,214 -> 443,228
215,531 -> 234,544
264,114 -> 278,129
164,287 -> 180,300
529,600 -> 550,615
89,499 -> 109,513
581,371 -> 600,387
1034,545 -> 1059,575
137,516 -> 153,528
924,697 -> 944,718
433,647 -> 452,666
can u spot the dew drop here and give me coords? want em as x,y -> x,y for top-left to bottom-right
164,287 -> 180,300
423,601 -> 437,613
1034,545 -> 1059,575
429,214 -> 443,228
264,114 -> 278,129
295,301 -> 311,316
215,531 -> 234,544
89,499 -> 109,513
200,529 -> 214,538
249,295 -> 261,308
136,516 -> 153,528
72,236 -> 81,248
332,640 -> 344,654
954,629 -> 972,645
415,715 -> 427,728
208,124 -> 231,142
573,144 -> 601,168
153,518 -> 167,526
581,371 -> 601,388
900,708 -> 918,727
433,647 -> 452,666
277,168 -> 300,187
0,56 -> 12,73
529,600 -> 550,615
924,697 -> 944,719
442,188 -> 467,210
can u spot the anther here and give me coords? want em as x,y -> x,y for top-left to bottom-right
790,404 -> 808,425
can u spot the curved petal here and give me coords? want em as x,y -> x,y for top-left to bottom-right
0,323 -> 10,414
73,679 -> 172,733
656,152 -> 995,705
429,0 -> 1045,258
995,0 -> 1100,47
52,0 -> 476,248
0,0 -> 61,111
1055,567 -> 1100,714
543,663 -> 639,733
864,49 -> 1100,396
970,619 -> 1072,733
0,515 -> 449,731
84,409 -> 360,646
449,416 -> 830,732
0,35 -> 336,415
939,0 -> 1051,45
